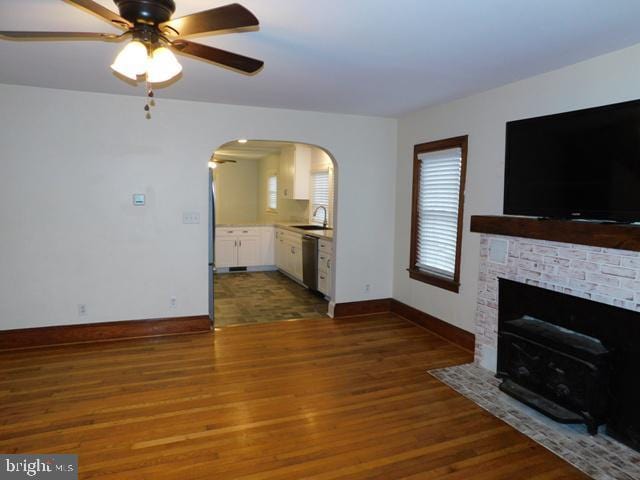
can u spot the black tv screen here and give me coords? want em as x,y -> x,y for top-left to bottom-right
503,99 -> 640,222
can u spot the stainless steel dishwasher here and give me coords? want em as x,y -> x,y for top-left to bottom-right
302,235 -> 318,291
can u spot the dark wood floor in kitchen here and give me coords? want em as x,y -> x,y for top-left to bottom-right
0,314 -> 588,479
214,271 -> 328,327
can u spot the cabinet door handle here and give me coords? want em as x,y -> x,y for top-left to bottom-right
328,259 -> 331,268
227,230 -> 234,234
234,240 -> 237,247
242,230 -> 248,234
239,240 -> 242,247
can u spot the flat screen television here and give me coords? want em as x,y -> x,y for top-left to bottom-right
503,99 -> 640,222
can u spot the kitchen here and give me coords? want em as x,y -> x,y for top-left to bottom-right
210,140 -> 335,327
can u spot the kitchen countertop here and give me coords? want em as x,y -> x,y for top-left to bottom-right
216,222 -> 275,227
216,223 -> 334,241
276,224 -> 334,241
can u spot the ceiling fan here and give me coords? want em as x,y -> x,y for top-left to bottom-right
208,157 -> 236,169
0,0 -> 264,85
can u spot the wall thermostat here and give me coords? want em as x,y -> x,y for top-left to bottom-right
132,194 -> 145,206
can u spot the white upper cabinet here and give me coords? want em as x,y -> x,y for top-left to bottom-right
280,144 -> 311,200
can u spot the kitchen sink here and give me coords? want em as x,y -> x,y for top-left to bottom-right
291,225 -> 332,231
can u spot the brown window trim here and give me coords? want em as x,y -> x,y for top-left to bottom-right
409,135 -> 468,294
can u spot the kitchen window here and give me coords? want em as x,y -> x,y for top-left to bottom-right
311,170 -> 330,226
409,135 -> 468,293
267,174 -> 278,211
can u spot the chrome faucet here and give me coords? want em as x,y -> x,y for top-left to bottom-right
313,206 -> 328,229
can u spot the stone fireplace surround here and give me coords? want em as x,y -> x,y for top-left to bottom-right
474,225 -> 640,371
448,218 -> 640,477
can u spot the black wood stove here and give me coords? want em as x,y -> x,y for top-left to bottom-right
499,315 -> 609,434
497,279 -> 640,451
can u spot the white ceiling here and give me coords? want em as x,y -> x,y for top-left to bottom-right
215,140 -> 290,161
2,1 -> 640,117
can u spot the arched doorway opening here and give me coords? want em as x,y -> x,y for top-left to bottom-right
208,140 -> 338,328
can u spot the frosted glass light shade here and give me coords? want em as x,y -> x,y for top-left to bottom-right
110,41 -> 148,80
147,47 -> 182,84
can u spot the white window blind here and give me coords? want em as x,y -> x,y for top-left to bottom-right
267,175 -> 277,210
415,147 -> 462,279
311,170 -> 330,225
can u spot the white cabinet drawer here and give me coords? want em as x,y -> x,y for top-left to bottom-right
217,227 -> 260,236
237,228 -> 259,236
318,252 -> 331,274
281,230 -> 302,245
319,239 -> 333,254
318,271 -> 329,295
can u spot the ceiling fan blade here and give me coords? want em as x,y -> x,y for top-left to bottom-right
172,40 -> 263,74
161,3 -> 258,38
65,0 -> 131,29
0,31 -> 123,41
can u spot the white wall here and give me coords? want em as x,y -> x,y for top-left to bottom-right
214,158 -> 259,224
0,84 -> 397,329
393,42 -> 640,333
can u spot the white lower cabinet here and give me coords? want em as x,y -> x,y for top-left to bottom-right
318,271 -> 329,295
260,227 -> 275,265
274,229 -> 283,268
290,242 -> 303,280
275,228 -> 303,282
236,235 -> 260,266
215,236 -> 238,268
318,239 -> 333,296
218,226 -> 326,289
215,227 -> 272,268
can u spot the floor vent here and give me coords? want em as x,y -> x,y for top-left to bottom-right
229,266 -> 248,272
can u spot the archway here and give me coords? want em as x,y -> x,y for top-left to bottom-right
208,140 -> 339,328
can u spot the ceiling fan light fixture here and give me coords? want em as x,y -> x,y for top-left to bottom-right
146,46 -> 182,84
110,40 -> 148,80
208,161 -> 218,169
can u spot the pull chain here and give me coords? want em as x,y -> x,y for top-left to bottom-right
144,81 -> 156,119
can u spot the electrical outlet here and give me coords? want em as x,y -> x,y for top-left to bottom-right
170,296 -> 177,309
78,304 -> 87,316
182,212 -> 200,224
364,284 -> 371,293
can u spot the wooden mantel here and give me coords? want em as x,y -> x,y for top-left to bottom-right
470,215 -> 640,252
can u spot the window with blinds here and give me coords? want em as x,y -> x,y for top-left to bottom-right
267,174 -> 277,210
311,170 -> 330,225
410,136 -> 467,293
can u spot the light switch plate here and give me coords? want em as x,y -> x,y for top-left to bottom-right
182,211 -> 200,224
132,193 -> 145,206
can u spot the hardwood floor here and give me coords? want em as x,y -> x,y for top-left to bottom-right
214,271 -> 328,326
0,314 -> 587,479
